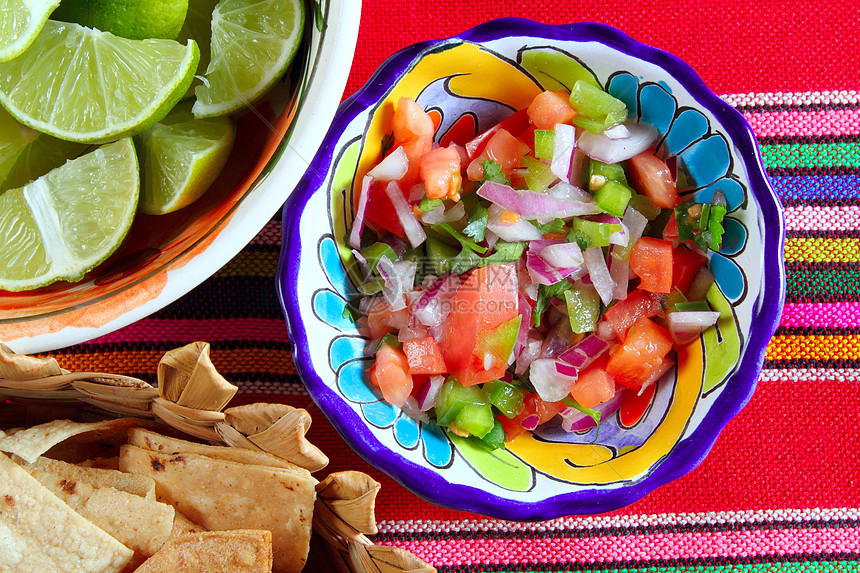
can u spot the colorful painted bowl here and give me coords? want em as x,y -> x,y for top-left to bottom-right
0,1 -> 361,354
279,19 -> 785,520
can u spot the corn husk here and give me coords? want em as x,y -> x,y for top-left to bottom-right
157,342 -> 237,411
224,402 -> 294,435
316,471 -> 381,535
0,343 -> 65,381
213,421 -> 262,451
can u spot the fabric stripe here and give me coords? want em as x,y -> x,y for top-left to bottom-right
248,219 -> 282,246
760,142 -> 860,170
786,263 -> 860,302
768,174 -> 860,204
764,334 -> 860,362
721,90 -> 860,108
151,277 -> 283,319
781,303 -> 860,329
389,527 -> 860,567
214,251 -> 280,278
759,367 -> 860,382
84,318 -> 289,344
376,507 -> 860,536
784,205 -> 860,231
743,108 -> 860,138
430,558 -> 859,573
784,238 -> 860,263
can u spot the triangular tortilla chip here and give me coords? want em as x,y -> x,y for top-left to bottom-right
0,453 -> 133,573
28,456 -> 156,500
119,445 -> 314,573
134,530 -> 272,573
127,428 -> 306,473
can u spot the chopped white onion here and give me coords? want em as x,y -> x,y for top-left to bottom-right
487,203 -> 544,242
529,358 -> 578,403
583,246 -> 615,306
577,121 -> 659,164
368,146 -> 408,181
540,241 -> 584,269
550,123 -> 577,181
668,311 -> 721,344
385,181 -> 426,248
603,123 -> 631,140
348,175 -> 373,249
546,180 -> 593,202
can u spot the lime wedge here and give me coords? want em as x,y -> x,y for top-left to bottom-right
0,106 -> 89,192
51,0 -> 190,40
192,0 -> 305,118
135,102 -> 236,215
0,20 -> 199,143
0,0 -> 58,62
0,138 -> 139,291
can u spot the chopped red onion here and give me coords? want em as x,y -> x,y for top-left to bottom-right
521,414 -> 541,431
515,332 -> 543,375
368,146 -> 408,181
540,317 -> 574,360
348,175 -> 373,249
622,206 -> 649,242
517,258 -> 539,301
668,311 -> 721,344
416,375 -> 446,411
385,181 -> 426,248
540,241 -> 584,269
585,214 -> 629,246
596,319 -> 616,341
577,121 -> 659,164
550,123 -> 576,181
412,274 -> 460,327
546,180 -> 593,203
421,203 -> 447,225
561,390 -> 623,432
401,396 -> 430,423
603,124 -> 631,140
609,249 -> 630,300
409,183 -> 426,203
377,255 -> 416,312
514,291 -> 534,356
583,246 -> 615,306
487,203 -> 544,242
558,334 -> 610,369
398,323 -> 429,342
478,181 -> 601,224
639,355 -> 675,395
529,358 -> 578,403
555,361 -> 578,377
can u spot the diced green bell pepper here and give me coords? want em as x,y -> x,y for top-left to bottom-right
594,179 -> 632,217
534,129 -> 555,160
628,192 -> 661,220
521,156 -> 557,193
564,288 -> 601,333
360,242 -> 397,273
569,218 -> 621,247
435,378 -> 488,427
474,316 -> 522,366
480,418 -> 507,450
673,300 -> 713,313
569,80 -> 628,132
426,236 -> 459,275
588,160 -> 627,190
484,379 -> 526,419
454,402 -> 496,439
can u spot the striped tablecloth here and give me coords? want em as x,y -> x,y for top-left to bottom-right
52,2 -> 860,571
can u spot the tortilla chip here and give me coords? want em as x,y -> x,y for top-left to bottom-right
127,428 -> 305,473
134,530 -> 272,573
0,453 -> 133,573
119,445 -> 314,573
78,456 -> 120,470
28,457 -> 156,500
169,510 -> 207,539
21,464 -> 174,565
43,418 -> 166,464
0,418 -> 154,464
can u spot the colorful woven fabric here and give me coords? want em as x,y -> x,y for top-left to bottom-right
47,2 -> 860,572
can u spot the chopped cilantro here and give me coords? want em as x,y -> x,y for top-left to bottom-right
480,241 -> 526,266
674,201 -> 728,251
532,279 -> 572,327
481,159 -> 508,185
529,218 -> 566,235
567,228 -> 591,250
418,196 -> 443,212
461,193 -> 489,242
434,222 -> 489,254
561,396 -> 603,440
380,132 -> 395,159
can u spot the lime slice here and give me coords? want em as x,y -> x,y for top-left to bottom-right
51,0 -> 190,40
0,20 -> 199,144
0,138 -> 139,291
0,106 -> 89,192
135,102 -> 236,215
0,0 -> 58,62
177,0 -> 220,96
192,0 -> 305,118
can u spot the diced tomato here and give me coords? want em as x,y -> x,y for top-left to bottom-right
672,246 -> 707,295
420,146 -> 462,200
369,343 -> 413,406
363,179 -> 406,237
366,304 -> 410,339
518,125 -> 537,153
630,237 -> 674,293
663,211 -> 679,241
392,97 -> 435,184
606,317 -> 674,390
466,129 -> 531,181
465,109 -> 532,160
627,150 -> 681,209
570,355 -> 616,409
438,264 -> 518,386
403,336 -> 448,375
527,90 -> 577,130
602,289 -> 663,341
499,393 -> 566,442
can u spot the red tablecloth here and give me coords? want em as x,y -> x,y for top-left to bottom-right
55,2 -> 860,571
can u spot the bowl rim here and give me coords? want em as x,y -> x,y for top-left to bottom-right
2,0 -> 362,355
279,17 -> 786,521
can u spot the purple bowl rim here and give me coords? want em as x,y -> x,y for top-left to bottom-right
277,18 -> 786,521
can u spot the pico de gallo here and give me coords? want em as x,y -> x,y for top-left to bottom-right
347,80 -> 727,450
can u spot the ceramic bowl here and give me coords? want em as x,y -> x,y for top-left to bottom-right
0,1 -> 361,354
278,19 -> 785,520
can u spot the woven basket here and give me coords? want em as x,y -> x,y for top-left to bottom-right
0,342 -> 435,573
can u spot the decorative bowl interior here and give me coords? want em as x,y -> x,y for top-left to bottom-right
0,0 -> 361,354
278,18 -> 785,520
